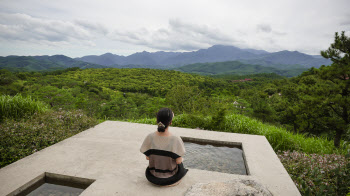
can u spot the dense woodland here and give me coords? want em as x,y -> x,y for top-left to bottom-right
1,32 -> 350,195
174,61 -> 308,77
1,67 -> 348,147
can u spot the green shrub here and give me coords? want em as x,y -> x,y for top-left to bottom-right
173,114 -> 212,129
0,110 -> 98,168
222,114 -> 348,154
129,118 -> 156,125
0,94 -> 48,121
278,151 -> 350,195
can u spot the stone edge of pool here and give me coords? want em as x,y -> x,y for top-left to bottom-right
0,121 -> 301,196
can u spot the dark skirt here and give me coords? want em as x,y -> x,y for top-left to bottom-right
145,163 -> 188,186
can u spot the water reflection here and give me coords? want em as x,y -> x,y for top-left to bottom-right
27,183 -> 84,196
183,142 -> 247,175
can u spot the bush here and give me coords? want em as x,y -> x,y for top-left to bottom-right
278,151 -> 350,195
0,110 -> 98,168
0,69 -> 17,85
166,85 -> 207,114
221,114 -> 348,154
0,94 -> 48,121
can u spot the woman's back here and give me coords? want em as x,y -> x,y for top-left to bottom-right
140,108 -> 188,186
140,132 -> 185,178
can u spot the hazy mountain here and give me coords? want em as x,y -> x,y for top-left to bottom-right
251,51 -> 332,67
126,51 -> 159,65
0,55 -> 106,72
174,61 -> 308,77
241,48 -> 269,55
76,53 -> 126,66
158,45 -> 258,65
149,51 -> 180,62
312,55 -> 324,58
1,45 -> 332,75
76,45 -> 331,68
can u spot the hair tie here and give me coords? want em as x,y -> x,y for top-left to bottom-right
158,122 -> 165,128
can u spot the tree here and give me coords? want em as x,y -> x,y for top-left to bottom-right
32,85 -> 76,109
165,85 -> 206,114
319,31 -> 350,147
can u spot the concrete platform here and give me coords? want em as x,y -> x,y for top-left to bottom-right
0,121 -> 300,195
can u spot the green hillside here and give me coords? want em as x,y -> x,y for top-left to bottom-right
44,68 -> 235,97
0,67 -> 238,120
1,56 -> 308,77
174,61 -> 308,77
0,55 -> 106,72
212,72 -> 285,80
0,56 -> 64,72
240,59 -> 311,69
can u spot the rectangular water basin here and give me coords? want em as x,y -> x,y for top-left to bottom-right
8,172 -> 95,196
182,137 -> 248,175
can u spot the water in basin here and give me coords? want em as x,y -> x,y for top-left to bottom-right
26,183 -> 84,196
183,142 -> 247,175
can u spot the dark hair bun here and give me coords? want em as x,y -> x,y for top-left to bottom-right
157,127 -> 166,132
156,108 -> 173,132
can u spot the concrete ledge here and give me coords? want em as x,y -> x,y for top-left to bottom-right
0,121 -> 300,195
7,172 -> 95,196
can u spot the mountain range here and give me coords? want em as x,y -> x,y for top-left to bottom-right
0,45 -> 332,77
76,45 -> 331,68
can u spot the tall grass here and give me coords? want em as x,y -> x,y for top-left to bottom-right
220,114 -> 348,154
0,94 -> 49,121
130,113 -> 349,155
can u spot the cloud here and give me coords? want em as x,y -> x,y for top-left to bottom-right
257,24 -> 272,33
109,19 -> 241,51
0,13 -> 106,45
339,14 -> 350,26
256,23 -> 287,36
74,20 -> 108,35
340,21 -> 350,26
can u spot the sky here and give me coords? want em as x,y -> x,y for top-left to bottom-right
0,0 -> 349,57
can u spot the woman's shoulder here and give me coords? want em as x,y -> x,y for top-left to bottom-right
143,132 -> 156,142
169,134 -> 185,156
146,131 -> 157,137
170,134 -> 182,140
169,134 -> 184,145
168,132 -> 181,139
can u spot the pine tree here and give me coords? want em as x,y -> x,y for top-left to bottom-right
320,31 -> 350,147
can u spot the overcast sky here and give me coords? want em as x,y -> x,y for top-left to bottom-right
0,0 -> 349,57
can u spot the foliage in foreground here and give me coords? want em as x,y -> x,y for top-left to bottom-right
278,151 -> 350,196
131,113 -> 349,155
0,94 -> 48,121
0,110 -> 98,168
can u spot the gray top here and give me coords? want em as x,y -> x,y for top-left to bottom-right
140,132 -> 186,178
140,132 -> 186,157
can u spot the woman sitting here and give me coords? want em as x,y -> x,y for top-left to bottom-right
140,108 -> 188,186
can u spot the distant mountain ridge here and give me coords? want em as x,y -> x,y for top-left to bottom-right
0,55 -> 106,72
174,61 -> 308,77
76,45 -> 331,68
0,45 -> 332,77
